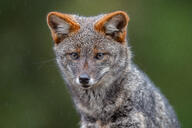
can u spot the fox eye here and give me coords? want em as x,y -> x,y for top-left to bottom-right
70,52 -> 79,60
95,53 -> 104,60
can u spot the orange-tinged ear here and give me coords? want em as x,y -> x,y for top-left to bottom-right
47,12 -> 80,44
94,11 -> 129,44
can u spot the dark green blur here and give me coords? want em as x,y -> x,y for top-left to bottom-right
0,0 -> 191,127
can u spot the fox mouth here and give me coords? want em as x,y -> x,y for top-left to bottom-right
80,71 -> 110,89
79,78 -> 95,89
81,84 -> 91,89
74,68 -> 110,89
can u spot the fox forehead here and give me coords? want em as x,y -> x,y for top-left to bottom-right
55,23 -> 119,53
68,15 -> 112,44
54,35 -> 117,55
72,14 -> 103,29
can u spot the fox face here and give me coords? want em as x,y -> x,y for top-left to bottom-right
47,11 -> 131,89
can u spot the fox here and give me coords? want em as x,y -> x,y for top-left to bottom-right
46,11 -> 180,128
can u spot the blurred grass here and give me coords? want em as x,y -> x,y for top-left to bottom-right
0,0 -> 191,127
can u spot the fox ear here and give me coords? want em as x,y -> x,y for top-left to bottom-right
94,11 -> 129,44
47,12 -> 80,44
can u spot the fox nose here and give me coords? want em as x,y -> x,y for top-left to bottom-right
79,73 -> 90,85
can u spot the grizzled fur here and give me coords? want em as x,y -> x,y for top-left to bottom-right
47,11 -> 180,128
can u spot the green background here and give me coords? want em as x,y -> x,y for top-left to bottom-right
0,0 -> 191,127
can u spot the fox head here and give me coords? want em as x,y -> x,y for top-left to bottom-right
47,11 -> 131,89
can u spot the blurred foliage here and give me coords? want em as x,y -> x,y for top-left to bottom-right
0,0 -> 191,128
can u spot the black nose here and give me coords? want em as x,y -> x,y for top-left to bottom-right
79,73 -> 90,85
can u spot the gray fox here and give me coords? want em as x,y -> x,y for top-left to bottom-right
47,11 -> 180,128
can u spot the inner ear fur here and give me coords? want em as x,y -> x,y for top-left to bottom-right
47,12 -> 80,44
94,11 -> 129,44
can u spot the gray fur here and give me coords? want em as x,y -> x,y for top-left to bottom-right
47,11 -> 180,128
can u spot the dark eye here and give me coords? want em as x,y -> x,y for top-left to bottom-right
70,52 -> 79,60
95,53 -> 104,60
